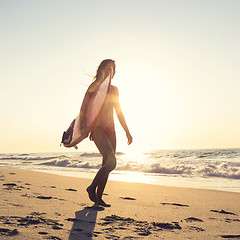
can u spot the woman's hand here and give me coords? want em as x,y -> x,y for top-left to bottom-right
126,132 -> 133,145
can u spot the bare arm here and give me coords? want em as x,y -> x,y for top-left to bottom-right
113,87 -> 133,145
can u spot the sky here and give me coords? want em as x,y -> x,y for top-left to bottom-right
0,0 -> 240,153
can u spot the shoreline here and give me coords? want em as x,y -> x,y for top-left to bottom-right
37,168 -> 240,194
1,148 -> 240,194
2,165 -> 240,194
1,167 -> 240,239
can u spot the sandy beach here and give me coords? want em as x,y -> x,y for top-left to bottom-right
0,167 -> 240,239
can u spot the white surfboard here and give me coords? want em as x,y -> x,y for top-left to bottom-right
61,74 -> 111,149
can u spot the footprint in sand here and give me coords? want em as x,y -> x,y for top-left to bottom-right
211,210 -> 237,215
221,235 -> 240,239
188,226 -> 205,232
0,228 -> 19,236
120,197 -> 136,200
3,183 -> 17,187
184,217 -> 204,222
3,183 -> 24,190
38,231 -> 48,235
47,236 -> 62,240
30,212 -> 46,216
0,175 -> 5,181
65,188 -> 77,191
225,218 -> 240,223
100,214 -> 182,237
161,202 -> 189,207
52,226 -> 63,230
37,196 -> 53,200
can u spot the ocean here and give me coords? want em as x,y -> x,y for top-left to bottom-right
1,148 -> 240,193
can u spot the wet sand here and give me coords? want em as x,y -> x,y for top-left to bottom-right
0,167 -> 240,239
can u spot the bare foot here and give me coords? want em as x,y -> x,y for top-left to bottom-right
98,199 -> 111,207
86,186 -> 97,203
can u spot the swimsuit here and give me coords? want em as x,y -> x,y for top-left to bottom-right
89,126 -> 115,141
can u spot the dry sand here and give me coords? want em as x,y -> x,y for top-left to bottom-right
0,167 -> 240,239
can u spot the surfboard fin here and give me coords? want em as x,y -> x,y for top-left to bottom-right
61,131 -> 67,145
61,120 -> 75,146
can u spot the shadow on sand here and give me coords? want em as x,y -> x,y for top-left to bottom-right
68,205 -> 104,240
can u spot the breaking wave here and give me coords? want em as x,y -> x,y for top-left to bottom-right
148,148 -> 240,160
37,159 -> 240,180
1,149 -> 240,180
39,159 -> 101,169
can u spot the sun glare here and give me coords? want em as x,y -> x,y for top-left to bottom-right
114,64 -> 186,151
120,146 -> 147,164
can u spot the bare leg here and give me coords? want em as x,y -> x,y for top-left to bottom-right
96,174 -> 110,207
96,174 -> 108,199
86,128 -> 116,205
96,131 -> 116,203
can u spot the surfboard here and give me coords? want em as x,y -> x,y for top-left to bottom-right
61,73 -> 112,149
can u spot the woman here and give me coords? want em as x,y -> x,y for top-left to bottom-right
85,59 -> 132,207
